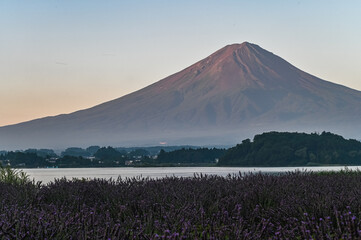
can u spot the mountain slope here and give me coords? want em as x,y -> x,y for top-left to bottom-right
1,42 -> 361,149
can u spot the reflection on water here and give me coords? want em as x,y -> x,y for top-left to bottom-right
22,166 -> 361,184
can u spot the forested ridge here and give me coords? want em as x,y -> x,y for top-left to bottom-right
218,132 -> 361,166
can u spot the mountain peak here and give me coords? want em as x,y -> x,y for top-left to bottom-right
171,41 -> 280,91
211,42 -> 257,57
204,41 -> 269,68
223,41 -> 254,48
221,41 -> 261,52
1,42 -> 361,149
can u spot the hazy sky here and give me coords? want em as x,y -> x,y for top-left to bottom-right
1,0 -> 361,127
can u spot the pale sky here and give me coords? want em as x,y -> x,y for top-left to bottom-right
1,0 -> 361,127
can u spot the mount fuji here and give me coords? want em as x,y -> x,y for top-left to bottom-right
1,42 -> 361,149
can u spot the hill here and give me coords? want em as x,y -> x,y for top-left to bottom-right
218,132 -> 361,166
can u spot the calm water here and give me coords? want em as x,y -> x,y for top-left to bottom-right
22,166 -> 361,184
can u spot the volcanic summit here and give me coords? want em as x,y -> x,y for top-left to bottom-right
1,42 -> 361,149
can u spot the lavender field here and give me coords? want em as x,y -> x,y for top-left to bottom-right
1,171 -> 361,239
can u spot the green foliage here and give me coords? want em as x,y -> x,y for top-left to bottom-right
219,131 -> 361,166
0,146 -> 207,168
116,146 -> 198,156
0,151 -> 48,167
316,167 -> 361,176
86,146 -> 100,155
94,147 -> 126,165
156,148 -> 226,164
61,147 -> 91,157
24,148 -> 57,158
0,164 -> 32,185
0,150 -> 7,155
128,149 -> 150,157
57,156 -> 93,168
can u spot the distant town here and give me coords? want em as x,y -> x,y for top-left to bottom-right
0,145 -> 225,168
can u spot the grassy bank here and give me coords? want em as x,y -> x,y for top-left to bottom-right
1,167 -> 361,239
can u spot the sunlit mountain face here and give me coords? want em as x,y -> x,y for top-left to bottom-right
1,42 -> 361,149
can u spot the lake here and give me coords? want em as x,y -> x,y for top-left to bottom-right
22,166 -> 361,184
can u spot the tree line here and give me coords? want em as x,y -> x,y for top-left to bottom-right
1,131 -> 361,168
218,131 -> 361,166
0,146 -> 224,168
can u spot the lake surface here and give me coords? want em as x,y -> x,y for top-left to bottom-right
22,166 -> 361,184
